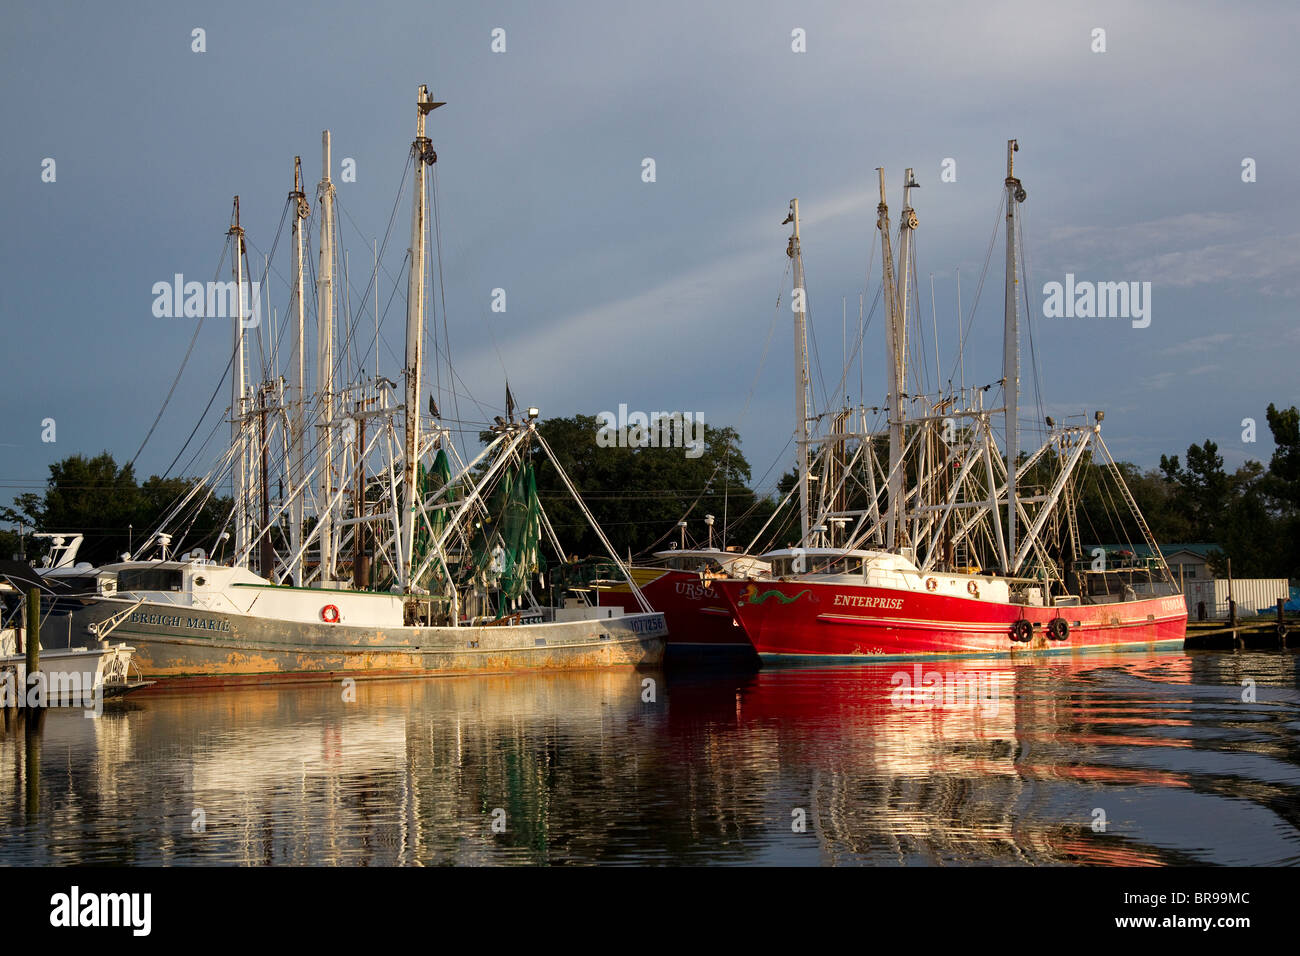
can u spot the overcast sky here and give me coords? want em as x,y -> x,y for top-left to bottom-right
2,0 -> 1296,502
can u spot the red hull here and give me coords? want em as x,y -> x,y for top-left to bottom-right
713,579 -> 1187,660
602,568 -> 754,656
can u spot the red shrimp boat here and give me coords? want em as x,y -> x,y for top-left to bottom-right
709,143 -> 1188,662
713,549 -> 1187,662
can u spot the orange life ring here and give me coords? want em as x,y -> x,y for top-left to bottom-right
321,604 -> 341,624
925,577 -> 938,592
967,580 -> 980,599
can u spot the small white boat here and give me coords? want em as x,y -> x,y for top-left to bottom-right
0,630 -> 141,706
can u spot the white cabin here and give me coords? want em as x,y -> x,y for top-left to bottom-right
651,548 -> 770,579
100,559 -> 406,627
762,547 -> 1013,604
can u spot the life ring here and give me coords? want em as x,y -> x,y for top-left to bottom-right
1010,619 -> 1033,643
1048,617 -> 1070,641
967,580 -> 980,599
925,578 -> 938,592
321,604 -> 341,624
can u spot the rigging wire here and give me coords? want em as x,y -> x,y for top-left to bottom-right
1016,201 -> 1047,447
332,151 -> 412,388
943,192 -> 1005,388
633,255 -> 793,559
905,237 -> 930,402
127,234 -> 234,470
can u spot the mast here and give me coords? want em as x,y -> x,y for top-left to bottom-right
785,199 -> 812,542
1003,139 -> 1026,572
876,169 -> 905,550
317,132 -> 337,583
401,85 -> 443,591
896,169 -> 918,550
289,158 -> 308,584
257,387 -> 273,578
353,414 -> 368,589
229,197 -> 250,567
896,168 -> 917,371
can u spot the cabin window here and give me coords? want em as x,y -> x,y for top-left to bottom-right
817,557 -> 862,575
116,568 -> 184,592
668,557 -> 723,573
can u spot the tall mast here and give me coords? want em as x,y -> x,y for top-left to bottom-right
896,169 -> 918,550
1002,139 -> 1026,572
229,197 -> 249,566
257,387 -> 273,578
401,85 -> 442,591
289,158 -> 308,585
876,169 -> 905,550
785,199 -> 811,542
896,168 -> 917,376
317,132 -> 337,583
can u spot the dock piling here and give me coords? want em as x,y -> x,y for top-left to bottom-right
25,587 -> 39,675
24,588 -> 41,709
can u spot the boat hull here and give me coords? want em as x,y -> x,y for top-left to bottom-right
600,567 -> 757,662
50,599 -> 666,688
712,579 -> 1187,662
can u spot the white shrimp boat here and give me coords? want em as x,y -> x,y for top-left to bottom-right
47,87 -> 665,686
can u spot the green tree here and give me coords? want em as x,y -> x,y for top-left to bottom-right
482,415 -> 768,560
1,453 -> 232,566
1,452 -> 141,565
1262,403 -> 1300,578
1159,440 -> 1231,541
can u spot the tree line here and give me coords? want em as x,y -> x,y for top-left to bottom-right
0,453 -> 230,566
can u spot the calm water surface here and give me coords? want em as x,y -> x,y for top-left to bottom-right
2,649 -> 1298,865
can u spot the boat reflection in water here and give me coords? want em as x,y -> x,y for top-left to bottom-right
1,650 -> 1297,865
690,651 -> 1300,865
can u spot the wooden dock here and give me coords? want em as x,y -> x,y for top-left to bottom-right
1184,606 -> 1299,650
